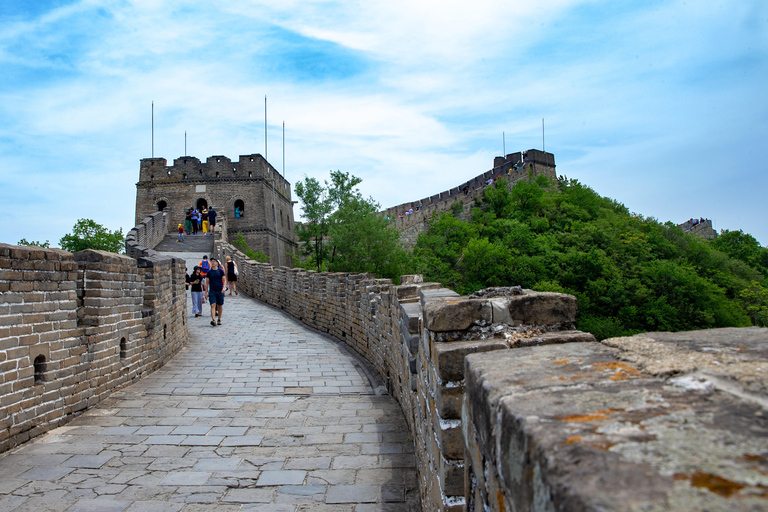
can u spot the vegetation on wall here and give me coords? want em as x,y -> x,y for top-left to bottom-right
17,239 -> 50,248
233,233 -> 270,263
410,175 -> 768,339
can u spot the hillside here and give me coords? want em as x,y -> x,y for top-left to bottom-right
410,174 -> 768,339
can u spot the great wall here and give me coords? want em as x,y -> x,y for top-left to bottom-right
2,150 -> 767,510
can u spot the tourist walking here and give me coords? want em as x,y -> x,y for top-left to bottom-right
191,209 -> 199,235
177,223 -> 184,242
208,206 -> 217,235
196,210 -> 203,234
185,208 -> 193,235
206,258 -> 227,326
202,208 -> 209,234
189,266 -> 205,317
226,255 -> 238,295
199,255 -> 210,278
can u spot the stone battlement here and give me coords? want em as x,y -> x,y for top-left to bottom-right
382,149 -> 556,248
679,217 -> 717,240
212,235 -> 595,511
136,153 -> 296,266
0,212 -> 189,452
212,223 -> 768,510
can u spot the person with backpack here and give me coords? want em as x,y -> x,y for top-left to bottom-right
199,255 -> 211,278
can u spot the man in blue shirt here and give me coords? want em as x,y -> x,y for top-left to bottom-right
205,258 -> 228,326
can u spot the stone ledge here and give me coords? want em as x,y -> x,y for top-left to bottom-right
464,332 -> 768,511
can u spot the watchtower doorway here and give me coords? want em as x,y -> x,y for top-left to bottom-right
196,198 -> 208,210
157,200 -> 168,211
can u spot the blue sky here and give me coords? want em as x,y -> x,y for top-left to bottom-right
1,0 -> 767,246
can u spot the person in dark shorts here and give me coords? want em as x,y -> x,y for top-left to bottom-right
208,206 -> 217,235
225,255 -> 238,295
205,258 -> 227,326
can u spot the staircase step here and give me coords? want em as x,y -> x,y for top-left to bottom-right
153,234 -> 214,253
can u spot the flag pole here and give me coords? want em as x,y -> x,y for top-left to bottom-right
151,101 -> 154,158
264,95 -> 268,161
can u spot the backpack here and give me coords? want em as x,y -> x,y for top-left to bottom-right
200,260 -> 210,274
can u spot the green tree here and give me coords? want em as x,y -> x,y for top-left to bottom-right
59,219 -> 124,253
711,229 -> 765,271
740,281 -> 768,326
294,171 -> 362,271
327,196 -> 408,280
17,238 -> 50,248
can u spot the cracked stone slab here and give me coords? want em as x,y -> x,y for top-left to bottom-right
464,333 -> 768,512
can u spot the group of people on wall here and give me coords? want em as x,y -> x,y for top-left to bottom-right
178,206 -> 218,241
186,255 -> 239,327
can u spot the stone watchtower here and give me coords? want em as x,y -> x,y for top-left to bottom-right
135,153 -> 297,265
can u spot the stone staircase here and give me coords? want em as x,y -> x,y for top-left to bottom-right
153,233 -> 214,253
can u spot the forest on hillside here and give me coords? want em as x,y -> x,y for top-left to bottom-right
411,174 -> 768,339
294,172 -> 768,340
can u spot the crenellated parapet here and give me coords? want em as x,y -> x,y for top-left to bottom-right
136,152 -> 296,266
0,230 -> 189,452
382,149 -> 556,248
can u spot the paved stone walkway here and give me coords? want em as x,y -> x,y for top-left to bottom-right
0,254 -> 420,511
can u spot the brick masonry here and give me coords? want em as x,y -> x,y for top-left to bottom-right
0,212 -> 189,453
383,150 -> 557,249
135,153 -> 296,265
213,234 -> 593,511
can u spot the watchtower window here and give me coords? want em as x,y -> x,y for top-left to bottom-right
280,210 -> 284,227
217,158 -> 220,163
183,173 -> 187,179
250,158 -> 253,162
200,170 -> 203,176
197,198 -> 208,210
215,172 -> 219,178
150,175 -> 154,181
167,170 -> 171,176
157,200 -> 168,211
34,355 -> 46,384
248,172 -> 253,178
234,199 -> 244,218
120,337 -> 127,359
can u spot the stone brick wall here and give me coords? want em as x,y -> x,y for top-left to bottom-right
462,328 -> 768,511
135,153 -> 296,265
0,242 -> 188,453
213,237 -> 593,511
382,154 -> 556,249
125,211 -> 172,258
678,217 -> 717,240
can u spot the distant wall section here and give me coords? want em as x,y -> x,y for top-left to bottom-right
383,149 -> 556,248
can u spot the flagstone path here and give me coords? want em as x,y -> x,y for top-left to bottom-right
0,253 -> 420,511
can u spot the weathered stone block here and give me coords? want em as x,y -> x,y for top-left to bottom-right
433,339 -> 508,382
503,291 -> 577,326
424,298 -> 491,332
464,328 -> 768,512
